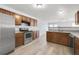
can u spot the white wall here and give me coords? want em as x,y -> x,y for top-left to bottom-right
37,20 -> 48,36
38,15 -> 79,37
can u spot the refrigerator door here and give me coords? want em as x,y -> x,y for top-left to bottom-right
0,13 -> 15,55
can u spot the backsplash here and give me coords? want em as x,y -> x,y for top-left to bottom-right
15,26 -> 21,33
15,25 -> 38,33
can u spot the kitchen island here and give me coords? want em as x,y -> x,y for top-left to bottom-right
47,31 -> 79,55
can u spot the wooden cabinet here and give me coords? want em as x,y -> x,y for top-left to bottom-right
75,11 -> 79,24
15,15 -> 37,26
22,16 -> 30,22
15,32 -> 24,47
34,20 -> 37,26
30,18 -> 34,26
0,8 -> 15,16
47,32 -> 70,46
32,31 -> 39,40
74,37 -> 79,55
58,33 -> 70,46
47,32 -> 59,43
30,18 -> 37,26
15,15 -> 22,25
0,8 -> 37,26
33,19 -> 37,26
32,31 -> 36,40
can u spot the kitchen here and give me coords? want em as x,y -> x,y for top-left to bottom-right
0,4 -> 79,55
0,6 -> 39,54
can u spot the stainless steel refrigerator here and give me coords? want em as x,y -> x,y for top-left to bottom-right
0,13 -> 15,55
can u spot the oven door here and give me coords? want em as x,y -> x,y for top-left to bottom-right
24,32 -> 32,44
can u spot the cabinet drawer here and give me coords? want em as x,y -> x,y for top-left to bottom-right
16,33 -> 24,37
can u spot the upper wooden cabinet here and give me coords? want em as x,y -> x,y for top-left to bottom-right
75,11 -> 79,24
30,18 -> 34,26
15,15 -> 23,25
30,18 -> 37,26
0,8 -> 15,16
22,16 -> 30,22
22,16 -> 37,26
34,19 -> 37,26
0,8 -> 37,26
31,19 -> 37,26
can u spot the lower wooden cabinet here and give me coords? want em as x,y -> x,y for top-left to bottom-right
47,32 -> 70,46
58,33 -> 70,46
74,37 -> 79,55
30,18 -> 37,26
32,31 -> 39,40
15,32 -> 24,47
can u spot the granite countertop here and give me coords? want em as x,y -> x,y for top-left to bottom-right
70,32 -> 79,38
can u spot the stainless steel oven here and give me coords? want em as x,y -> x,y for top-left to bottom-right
24,31 -> 32,44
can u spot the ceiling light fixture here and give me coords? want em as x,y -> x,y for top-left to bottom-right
49,24 -> 54,27
33,4 -> 45,8
58,9 -> 65,15
58,11 -> 64,15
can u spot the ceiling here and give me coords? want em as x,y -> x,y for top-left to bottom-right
2,4 -> 79,23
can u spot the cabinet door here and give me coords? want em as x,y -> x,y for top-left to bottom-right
75,11 -> 79,24
47,32 -> 59,43
34,20 -> 37,26
74,38 -> 79,55
51,32 -> 59,43
22,16 -> 30,22
32,31 -> 38,40
32,31 -> 35,40
15,33 -> 24,47
59,33 -> 69,46
30,18 -> 34,26
15,16 -> 22,25
47,32 -> 53,42
33,20 -> 37,26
